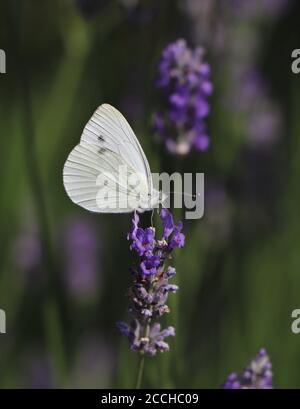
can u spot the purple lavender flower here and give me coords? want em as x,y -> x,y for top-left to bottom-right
222,348 -> 273,389
117,209 -> 185,356
153,39 -> 213,155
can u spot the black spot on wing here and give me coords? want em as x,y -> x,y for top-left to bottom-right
98,147 -> 105,155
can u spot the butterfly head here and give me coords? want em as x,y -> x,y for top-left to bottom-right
137,189 -> 166,212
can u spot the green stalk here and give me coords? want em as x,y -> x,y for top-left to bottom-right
10,0 -> 67,383
136,354 -> 145,389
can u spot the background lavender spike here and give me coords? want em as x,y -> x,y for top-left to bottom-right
153,39 -> 213,155
222,349 -> 273,389
62,217 -> 101,300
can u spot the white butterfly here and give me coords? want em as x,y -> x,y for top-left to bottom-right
63,103 -> 164,213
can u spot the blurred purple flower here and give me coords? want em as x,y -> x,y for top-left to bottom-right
203,182 -> 233,243
12,222 -> 42,276
231,68 -> 282,146
71,335 -> 114,388
222,348 -> 273,389
119,0 -> 159,25
74,0 -> 108,19
230,0 -> 292,19
76,0 -> 158,23
22,352 -> 53,389
117,209 -> 184,356
120,95 -> 144,123
62,218 -> 100,299
153,39 -> 213,155
183,0 -> 291,148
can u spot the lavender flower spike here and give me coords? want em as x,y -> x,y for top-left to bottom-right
154,39 -> 213,155
117,209 -> 185,356
222,348 -> 273,389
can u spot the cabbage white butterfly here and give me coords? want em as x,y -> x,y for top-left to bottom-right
63,104 -> 163,213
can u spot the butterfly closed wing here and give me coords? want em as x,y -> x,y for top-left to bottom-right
63,104 -> 161,213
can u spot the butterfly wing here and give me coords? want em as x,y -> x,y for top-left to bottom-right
81,104 -> 153,192
63,104 -> 153,213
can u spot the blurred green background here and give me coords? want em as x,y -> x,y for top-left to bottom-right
0,0 -> 300,388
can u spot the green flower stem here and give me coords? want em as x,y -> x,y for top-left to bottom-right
136,354 -> 145,389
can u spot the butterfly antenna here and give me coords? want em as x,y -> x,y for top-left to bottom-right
169,191 -> 201,199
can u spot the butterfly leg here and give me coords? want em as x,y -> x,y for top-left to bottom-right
151,209 -> 155,227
